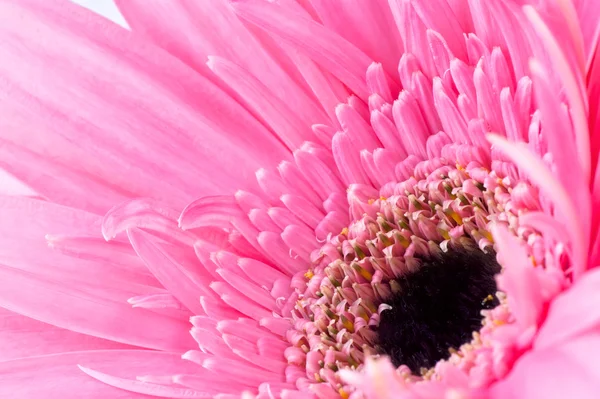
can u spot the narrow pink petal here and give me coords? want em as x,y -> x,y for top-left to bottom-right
238,258 -> 289,290
366,63 -> 395,102
525,5 -> 590,182
535,268 -> 600,349
0,350 -> 200,399
499,87 -> 523,142
281,225 -> 319,262
336,104 -> 382,150
529,59 -> 591,238
232,0 -> 372,99
491,335 -> 600,399
200,296 -> 244,320
0,308 -> 134,362
179,196 -> 244,230
392,91 -> 429,157
486,1 -> 532,79
426,132 -> 453,158
388,0 -> 435,78
397,52 -> 421,89
79,366 -> 208,398
411,0 -> 467,59
373,148 -> 402,185
127,229 -> 208,315
370,111 -> 407,156
202,357 -> 283,386
128,293 -> 188,313
410,70 -> 443,133
257,232 -> 306,276
115,0 -> 326,127
294,149 -> 345,196
450,58 -> 476,101
308,0 -> 403,77
207,56 -> 316,150
102,199 -> 192,245
360,150 -> 384,188
268,207 -> 307,231
0,0 -> 289,213
256,168 -> 293,205
491,47 -> 514,92
492,224 -> 543,328
426,29 -> 453,79
284,49 -> 348,130
216,268 -> 277,310
0,197 -> 163,299
332,132 -> 372,186
315,211 -> 348,240
280,194 -> 325,230
0,266 -> 195,352
277,165 -> 322,214
514,76 -> 533,140
249,209 -> 281,233
487,134 -> 586,278
210,282 -> 271,321
474,61 -> 504,134
433,79 -> 469,144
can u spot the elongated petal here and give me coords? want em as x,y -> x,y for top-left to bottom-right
0,350 -> 200,398
0,0 -> 289,213
0,266 -> 195,352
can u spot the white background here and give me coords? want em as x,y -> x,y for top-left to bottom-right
72,0 -> 127,26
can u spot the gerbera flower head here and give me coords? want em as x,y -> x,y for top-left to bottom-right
1,0 -> 600,398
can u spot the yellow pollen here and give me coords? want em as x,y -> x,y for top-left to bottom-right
440,228 -> 451,240
352,263 -> 373,281
530,255 -> 538,267
339,388 -> 350,399
340,314 -> 355,333
304,269 -> 315,279
379,196 -> 387,201
481,229 -> 494,243
341,227 -> 349,236
493,319 -> 506,326
446,209 -> 463,225
368,198 -> 375,205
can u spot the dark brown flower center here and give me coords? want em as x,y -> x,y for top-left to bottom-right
377,248 -> 500,373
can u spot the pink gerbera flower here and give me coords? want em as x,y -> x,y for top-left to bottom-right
1,0 -> 600,398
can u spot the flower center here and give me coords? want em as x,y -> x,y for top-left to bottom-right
283,159 -> 543,393
377,247 -> 500,373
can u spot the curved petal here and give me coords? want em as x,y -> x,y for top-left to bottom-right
0,0 -> 290,213
0,308 -> 134,362
491,334 -> 600,399
0,350 -> 201,398
114,0 -> 328,128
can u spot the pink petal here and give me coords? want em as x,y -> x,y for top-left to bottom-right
127,228 -> 209,315
232,0 -> 372,99
0,0 -> 289,213
308,1 -> 403,77
0,266 -> 195,352
0,350 -> 200,398
207,56 -> 316,150
0,308 -> 134,362
492,224 -> 543,328
491,334 -> 600,399
487,135 -> 587,278
114,0 -> 326,127
535,268 -> 600,349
